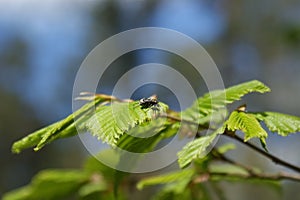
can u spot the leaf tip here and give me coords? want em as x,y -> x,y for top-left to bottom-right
136,183 -> 144,190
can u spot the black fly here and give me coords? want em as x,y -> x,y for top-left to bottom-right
139,95 -> 160,110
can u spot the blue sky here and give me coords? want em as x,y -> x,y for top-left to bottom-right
0,0 -> 226,121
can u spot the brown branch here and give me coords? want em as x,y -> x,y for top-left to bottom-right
212,149 -> 257,175
208,171 -> 300,182
85,93 -> 300,175
212,149 -> 300,182
163,112 -> 300,174
159,113 -> 210,130
223,132 -> 300,174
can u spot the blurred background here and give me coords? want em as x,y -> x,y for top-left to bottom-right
1,0 -> 300,199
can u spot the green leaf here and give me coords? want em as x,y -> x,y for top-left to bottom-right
177,127 -> 225,168
113,119 -> 179,197
78,181 -> 107,197
225,111 -> 268,148
138,169 -> 195,200
12,98 -> 168,153
209,163 -> 249,176
137,168 -> 195,190
253,112 -> 300,136
215,143 -> 236,154
2,170 -> 90,200
182,80 -> 270,127
12,97 -> 106,153
116,119 -> 177,153
86,101 -> 168,146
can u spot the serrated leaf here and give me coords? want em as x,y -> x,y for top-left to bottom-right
86,101 -> 168,146
253,112 -> 300,136
182,80 -> 270,125
2,170 -> 89,200
12,97 -> 106,153
137,169 -> 194,190
177,127 -> 225,168
116,119 -> 177,153
226,111 -> 268,148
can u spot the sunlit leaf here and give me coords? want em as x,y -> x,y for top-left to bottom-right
12,97 -> 106,153
2,170 -> 90,200
177,127 -> 225,168
137,169 -> 194,190
215,143 -> 236,154
253,112 -> 300,136
86,101 -> 168,146
182,80 -> 270,126
225,111 -> 268,148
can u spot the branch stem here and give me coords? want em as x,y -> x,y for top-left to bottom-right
163,112 -> 300,174
208,171 -> 300,182
224,132 -> 300,173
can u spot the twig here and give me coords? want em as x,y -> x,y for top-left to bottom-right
76,92 -> 133,102
212,149 -> 257,175
163,112 -> 300,174
212,150 -> 300,182
208,171 -> 300,182
159,113 -> 210,130
224,132 -> 300,174
86,93 -> 300,175
192,171 -> 300,184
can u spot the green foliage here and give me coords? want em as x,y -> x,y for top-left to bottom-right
2,170 -> 90,200
182,80 -> 270,124
7,80 -> 300,200
12,97 -> 106,153
225,111 -> 268,148
177,127 -> 225,168
116,119 -> 177,153
86,101 -> 168,146
12,98 -> 168,153
253,112 -> 300,136
137,169 -> 195,190
215,143 -> 236,154
137,169 -> 195,200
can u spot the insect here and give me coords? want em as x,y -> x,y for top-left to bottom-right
139,95 -> 160,110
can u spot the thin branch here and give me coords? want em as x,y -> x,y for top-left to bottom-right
223,132 -> 300,174
87,93 -> 300,175
212,149 -> 257,175
163,112 -> 300,174
212,151 -> 300,182
208,171 -> 300,182
159,113 -> 210,130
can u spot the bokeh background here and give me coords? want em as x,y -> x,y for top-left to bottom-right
1,0 -> 300,199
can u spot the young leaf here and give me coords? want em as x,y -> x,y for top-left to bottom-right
215,143 -> 236,154
116,119 -> 177,153
225,111 -> 268,148
12,97 -> 106,153
177,127 -> 225,168
253,112 -> 300,136
2,170 -> 90,200
182,80 -> 270,125
138,169 -> 195,200
85,101 -> 168,146
137,168 -> 195,190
